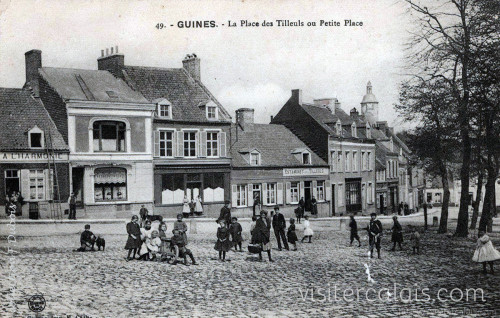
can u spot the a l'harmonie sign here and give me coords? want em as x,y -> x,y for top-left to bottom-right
283,167 -> 329,177
0,152 -> 69,162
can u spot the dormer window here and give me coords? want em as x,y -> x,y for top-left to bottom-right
155,98 -> 173,119
205,101 -> 218,120
336,120 -> 342,135
351,122 -> 357,138
302,152 -> 311,165
366,123 -> 372,139
29,126 -> 44,148
250,151 -> 261,166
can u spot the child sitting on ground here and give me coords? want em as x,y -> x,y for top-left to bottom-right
409,225 -> 420,255
171,229 -> 197,266
146,230 -> 162,261
76,224 -> 96,252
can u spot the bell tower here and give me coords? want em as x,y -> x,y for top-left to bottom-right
360,81 -> 379,124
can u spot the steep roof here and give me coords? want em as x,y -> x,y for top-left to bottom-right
300,103 -> 357,136
0,88 -> 68,151
122,66 -> 231,123
39,67 -> 149,103
231,123 -> 328,167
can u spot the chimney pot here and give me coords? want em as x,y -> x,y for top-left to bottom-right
110,47 -> 114,54
116,46 -> 119,54
106,48 -> 109,56
101,50 -> 104,57
182,53 -> 201,81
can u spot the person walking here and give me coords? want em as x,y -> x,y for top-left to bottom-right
272,206 -> 289,251
349,215 -> 361,247
367,213 -> 383,259
390,215 -> 403,251
68,192 -> 77,220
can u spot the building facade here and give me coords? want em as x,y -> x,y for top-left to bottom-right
25,49 -> 156,218
272,89 -> 376,216
0,87 -> 70,218
231,108 -> 331,217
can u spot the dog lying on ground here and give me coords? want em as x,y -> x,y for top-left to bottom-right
95,236 -> 106,251
146,215 -> 163,223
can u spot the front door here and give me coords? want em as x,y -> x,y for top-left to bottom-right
304,181 -> 312,212
72,167 -> 84,207
379,194 -> 384,214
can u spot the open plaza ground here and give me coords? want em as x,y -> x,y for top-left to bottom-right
1,208 -> 500,318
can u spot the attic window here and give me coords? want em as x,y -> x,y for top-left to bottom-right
302,152 -> 311,165
351,123 -> 357,138
106,90 -> 118,99
250,152 -> 260,166
336,120 -> 342,135
366,124 -> 372,139
205,101 -> 218,120
29,126 -> 44,148
155,98 -> 173,119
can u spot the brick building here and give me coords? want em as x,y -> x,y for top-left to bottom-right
272,89 -> 376,216
0,87 -> 70,218
231,108 -> 330,217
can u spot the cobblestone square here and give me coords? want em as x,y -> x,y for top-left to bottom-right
1,222 -> 499,317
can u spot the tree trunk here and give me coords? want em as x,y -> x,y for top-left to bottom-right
479,172 -> 494,233
470,172 -> 483,230
438,166 -> 450,234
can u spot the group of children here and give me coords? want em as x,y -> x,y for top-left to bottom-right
124,213 -> 197,265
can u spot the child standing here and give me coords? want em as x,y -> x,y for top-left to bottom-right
473,231 -> 500,274
174,213 -> 188,245
125,215 -> 141,260
409,226 -> 420,255
301,215 -> 314,243
287,218 -> 298,251
214,220 -> 232,261
229,217 -> 243,252
250,216 -> 257,244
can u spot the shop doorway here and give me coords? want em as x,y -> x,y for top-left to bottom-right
186,174 -> 201,202
72,167 -> 84,207
379,194 -> 384,214
304,181 -> 312,212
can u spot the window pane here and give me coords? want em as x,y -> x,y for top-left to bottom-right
30,133 -> 42,147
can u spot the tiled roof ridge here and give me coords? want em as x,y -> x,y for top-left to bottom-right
41,66 -> 110,73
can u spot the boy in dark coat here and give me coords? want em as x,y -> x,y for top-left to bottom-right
349,215 -> 361,247
366,213 -> 383,259
390,215 -> 403,251
77,224 -> 96,252
229,217 -> 243,251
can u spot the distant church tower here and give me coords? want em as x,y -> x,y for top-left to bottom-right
360,81 -> 379,124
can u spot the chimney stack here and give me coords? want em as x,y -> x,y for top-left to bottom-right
25,49 -> 42,97
376,121 -> 388,134
98,46 -> 124,77
350,107 -> 359,119
291,89 -> 302,105
236,108 -> 255,132
182,54 -> 201,81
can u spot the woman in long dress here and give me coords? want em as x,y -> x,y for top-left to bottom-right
182,195 -> 190,218
252,210 -> 273,262
195,195 -> 203,216
473,231 -> 500,274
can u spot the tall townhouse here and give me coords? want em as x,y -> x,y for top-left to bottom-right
272,89 -> 376,216
24,49 -> 156,218
96,51 -> 232,217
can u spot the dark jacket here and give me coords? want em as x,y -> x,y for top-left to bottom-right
349,219 -> 358,233
391,220 -> 403,242
171,234 -> 186,248
253,217 -> 271,244
218,206 -> 231,225
272,212 -> 286,230
80,230 -> 95,245
367,220 -> 383,237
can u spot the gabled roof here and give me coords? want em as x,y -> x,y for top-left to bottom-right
39,67 -> 149,103
122,66 -> 231,123
376,140 -> 398,162
0,88 -> 68,151
231,124 -> 328,168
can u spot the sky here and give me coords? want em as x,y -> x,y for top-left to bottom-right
0,0 -> 413,129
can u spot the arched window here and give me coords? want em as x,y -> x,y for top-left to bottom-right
93,121 -> 126,152
94,167 -> 127,201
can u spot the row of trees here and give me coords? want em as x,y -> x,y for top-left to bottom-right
397,0 -> 500,236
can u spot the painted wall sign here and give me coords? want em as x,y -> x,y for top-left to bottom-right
0,152 -> 68,162
283,167 -> 329,177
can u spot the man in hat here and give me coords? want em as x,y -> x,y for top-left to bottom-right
218,200 -> 232,226
272,206 -> 289,251
367,213 -> 383,258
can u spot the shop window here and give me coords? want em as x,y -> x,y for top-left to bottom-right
203,173 -> 225,202
5,170 -> 20,197
183,131 -> 197,157
94,167 -> 127,201
207,132 -> 219,157
161,174 -> 185,204
290,182 -> 299,203
159,131 -> 174,157
29,169 -> 45,200
316,181 -> 325,201
28,126 -> 44,148
236,184 -> 247,207
266,183 -> 277,205
93,121 -> 126,152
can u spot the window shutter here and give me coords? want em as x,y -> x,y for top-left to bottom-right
299,181 -> 304,199
20,169 -> 30,200
312,180 -> 317,199
277,183 -> 284,205
219,132 -> 227,158
199,131 -> 207,157
171,130 -> 177,157
232,185 -> 238,207
154,130 -> 160,157
195,131 -> 199,157
247,184 -> 253,207
285,182 -> 291,204
44,169 -> 52,201
262,183 -> 267,205
176,131 -> 183,157
325,181 -> 331,201
338,184 -> 343,206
